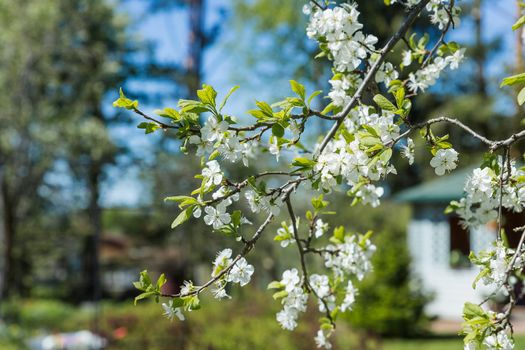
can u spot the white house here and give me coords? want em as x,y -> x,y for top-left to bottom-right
394,168 -> 525,319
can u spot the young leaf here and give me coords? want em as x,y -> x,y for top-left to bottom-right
272,123 -> 285,138
518,86 -> 525,106
373,94 -> 396,112
501,73 -> 525,87
155,108 -> 180,121
513,15 -> 525,31
219,85 -> 240,112
113,88 -> 138,110
290,80 -> 306,100
171,206 -> 195,229
197,84 -> 217,107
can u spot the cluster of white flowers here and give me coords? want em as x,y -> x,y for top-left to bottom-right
310,274 -> 334,313
306,3 -> 401,110
245,189 -> 283,215
455,163 -> 525,228
211,249 -> 255,291
426,0 -> 461,30
324,235 -> 376,281
191,116 -> 257,167
464,315 -> 514,350
306,4 -> 367,73
470,241 -> 513,288
407,49 -> 465,93
276,269 -> 309,331
312,105 -> 398,205
481,329 -> 514,350
390,0 -> 461,31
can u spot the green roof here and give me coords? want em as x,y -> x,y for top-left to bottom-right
393,167 -> 473,203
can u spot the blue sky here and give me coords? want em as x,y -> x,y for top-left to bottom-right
102,0 -> 520,207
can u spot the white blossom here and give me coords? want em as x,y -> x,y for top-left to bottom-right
162,299 -> 185,321
276,307 -> 299,331
309,274 -> 330,298
340,280 -> 358,312
314,219 -> 329,238
430,148 -> 458,176
212,248 -> 233,277
201,116 -> 228,142
314,329 -> 332,349
281,268 -> 301,292
402,50 -> 412,66
227,258 -> 254,286
401,138 -> 415,165
203,204 -> 231,229
202,160 -> 223,189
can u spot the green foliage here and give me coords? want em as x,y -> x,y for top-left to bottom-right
133,270 -> 167,305
512,15 -> 525,31
112,88 -> 138,110
344,207 -> 431,337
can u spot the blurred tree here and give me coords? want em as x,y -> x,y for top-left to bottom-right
0,1 -> 65,298
0,0 -> 136,301
52,0 -> 135,303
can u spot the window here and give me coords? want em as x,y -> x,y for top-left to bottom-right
449,216 -> 470,269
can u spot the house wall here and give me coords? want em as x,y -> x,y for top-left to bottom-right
408,205 -> 496,319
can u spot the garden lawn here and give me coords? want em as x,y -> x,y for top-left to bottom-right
383,336 -> 525,350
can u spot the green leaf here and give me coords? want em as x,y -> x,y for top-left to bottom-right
373,94 -> 396,112
379,148 -> 393,164
272,123 -> 285,138
179,99 -> 210,114
255,101 -> 274,117
134,291 -> 156,305
501,73 -> 525,87
332,226 -> 345,243
320,102 -> 337,115
113,88 -> 139,110
219,85 -> 240,112
137,122 -> 160,134
267,281 -> 284,290
156,273 -> 167,289
311,194 -> 328,210
463,302 -> 486,320
164,196 -> 198,208
513,15 -> 525,31
518,87 -> 525,106
307,90 -> 322,106
171,206 -> 195,229
272,290 -> 288,300
290,80 -> 306,100
197,84 -> 217,107
154,107 -> 180,120
395,88 -> 405,108
291,157 -> 315,170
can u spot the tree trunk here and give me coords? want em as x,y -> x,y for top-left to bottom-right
82,161 -> 102,308
186,0 -> 205,98
473,0 -> 486,96
0,176 -> 17,298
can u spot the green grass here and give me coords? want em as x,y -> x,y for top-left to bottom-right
3,297 -> 525,349
382,336 -> 525,350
